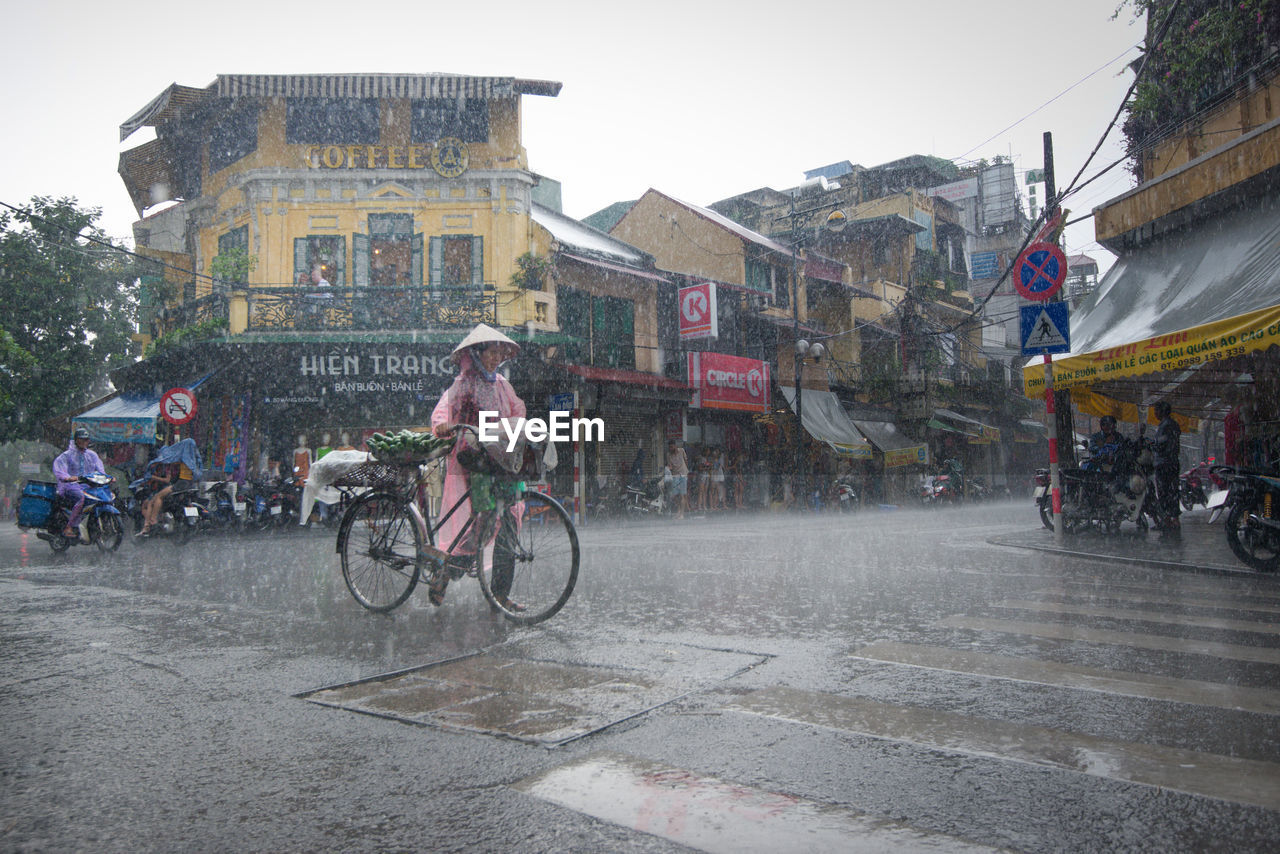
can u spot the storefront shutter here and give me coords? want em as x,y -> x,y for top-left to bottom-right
429,236 -> 443,299
293,238 -> 309,283
411,233 -> 423,286
353,233 -> 370,286
470,236 -> 484,291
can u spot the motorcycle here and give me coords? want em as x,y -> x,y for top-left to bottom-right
200,480 -> 244,535
126,477 -> 206,544
623,475 -> 667,516
1180,461 -> 1227,512
244,476 -> 298,532
1219,466 -> 1280,572
18,475 -> 124,554
1044,436 -> 1160,534
833,474 -> 859,513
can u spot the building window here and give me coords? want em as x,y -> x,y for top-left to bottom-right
218,226 -> 248,256
208,106 -> 259,173
745,258 -> 770,294
411,99 -> 489,143
556,286 -> 634,370
366,214 -> 414,287
293,235 -> 345,286
429,235 -> 483,295
286,98 -> 380,145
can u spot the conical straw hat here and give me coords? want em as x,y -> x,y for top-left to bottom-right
450,323 -> 520,363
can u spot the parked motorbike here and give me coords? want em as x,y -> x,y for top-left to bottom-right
18,475 -> 124,553
1049,436 -> 1160,534
623,475 -> 667,516
1219,466 -> 1280,572
244,477 -> 298,532
200,480 -> 244,535
1180,461 -> 1227,512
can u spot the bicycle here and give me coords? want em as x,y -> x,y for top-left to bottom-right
334,427 -> 579,624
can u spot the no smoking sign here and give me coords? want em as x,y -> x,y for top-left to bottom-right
160,387 -> 198,425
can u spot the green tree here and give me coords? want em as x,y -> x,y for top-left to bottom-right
1118,0 -> 1280,178
0,197 -> 140,441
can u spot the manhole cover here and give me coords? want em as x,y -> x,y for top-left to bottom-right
299,640 -> 768,746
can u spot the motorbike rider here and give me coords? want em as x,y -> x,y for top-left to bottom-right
137,438 -> 202,537
52,427 -> 107,540
1085,416 -> 1124,471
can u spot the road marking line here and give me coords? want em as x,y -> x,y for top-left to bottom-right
1038,583 -> 1280,610
937,616 -> 1280,665
994,599 -> 1280,636
852,641 -> 1280,715
727,686 -> 1280,810
512,750 -> 1001,853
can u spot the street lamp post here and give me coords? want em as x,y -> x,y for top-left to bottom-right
783,180 -> 841,507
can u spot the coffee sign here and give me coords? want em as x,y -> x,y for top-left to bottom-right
305,137 -> 469,178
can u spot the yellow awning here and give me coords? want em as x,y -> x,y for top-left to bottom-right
1024,303 -> 1280,396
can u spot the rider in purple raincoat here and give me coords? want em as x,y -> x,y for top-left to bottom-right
52,427 -> 106,540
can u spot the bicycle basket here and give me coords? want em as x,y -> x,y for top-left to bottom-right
456,430 -> 524,478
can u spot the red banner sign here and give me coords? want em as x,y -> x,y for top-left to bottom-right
688,352 -> 770,412
678,282 -> 718,340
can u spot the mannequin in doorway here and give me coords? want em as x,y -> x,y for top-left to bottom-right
316,433 -> 333,460
293,435 -> 312,487
337,432 -> 355,451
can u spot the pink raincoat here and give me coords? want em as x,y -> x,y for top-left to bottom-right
430,349 -> 526,556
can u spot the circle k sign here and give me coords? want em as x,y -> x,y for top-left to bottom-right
678,282 -> 718,340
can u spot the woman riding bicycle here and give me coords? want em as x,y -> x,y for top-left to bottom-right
429,323 -> 526,610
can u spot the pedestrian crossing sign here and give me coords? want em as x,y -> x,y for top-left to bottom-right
1020,302 -> 1070,355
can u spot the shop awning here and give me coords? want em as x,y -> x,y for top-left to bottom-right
72,393 -> 163,444
780,386 -> 872,458
72,373 -> 216,444
1022,191 -> 1280,421
561,363 -> 690,391
928,408 -> 1001,443
850,417 -> 914,452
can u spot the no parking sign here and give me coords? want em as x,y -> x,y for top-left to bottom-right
1012,241 -> 1067,301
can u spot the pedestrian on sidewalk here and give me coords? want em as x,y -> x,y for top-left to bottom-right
1152,401 -> 1181,539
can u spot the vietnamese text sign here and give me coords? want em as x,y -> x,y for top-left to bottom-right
1024,304 -> 1280,397
678,282 -> 718,341
884,444 -> 929,468
688,352 -> 769,412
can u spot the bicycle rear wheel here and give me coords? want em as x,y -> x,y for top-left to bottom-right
478,491 -> 579,625
339,491 -> 422,611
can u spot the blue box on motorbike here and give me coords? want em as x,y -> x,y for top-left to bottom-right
17,480 -> 56,528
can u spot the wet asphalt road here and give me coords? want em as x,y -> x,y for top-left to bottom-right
3,500 -> 1280,852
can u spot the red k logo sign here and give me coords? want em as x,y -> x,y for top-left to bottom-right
678,282 -> 717,340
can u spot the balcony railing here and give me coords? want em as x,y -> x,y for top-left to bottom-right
152,293 -> 228,338
244,286 -> 497,332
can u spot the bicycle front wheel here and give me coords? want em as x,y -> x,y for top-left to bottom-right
479,491 -> 579,625
339,491 -> 422,611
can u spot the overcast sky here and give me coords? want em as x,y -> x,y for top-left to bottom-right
6,0 -> 1144,273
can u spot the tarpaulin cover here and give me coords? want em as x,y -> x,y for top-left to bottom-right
780,387 -> 872,458
1022,192 -> 1280,418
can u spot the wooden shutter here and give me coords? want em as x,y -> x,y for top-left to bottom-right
293,238 -> 309,283
429,236 -> 443,299
353,233 -> 370,287
411,233 -> 423,286
470,235 -> 484,291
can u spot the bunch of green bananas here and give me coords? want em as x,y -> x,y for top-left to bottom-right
366,429 -> 451,460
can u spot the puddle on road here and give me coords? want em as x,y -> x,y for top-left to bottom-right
299,641 -> 767,746
513,751 -> 1002,853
